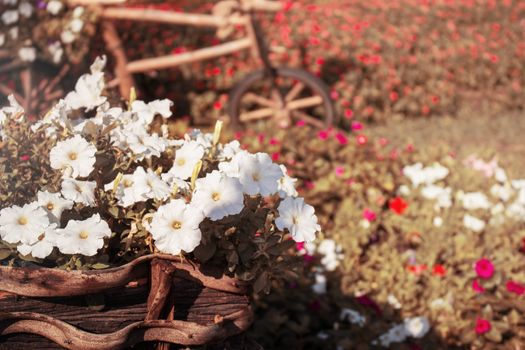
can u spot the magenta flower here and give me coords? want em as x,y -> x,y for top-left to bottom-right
335,166 -> 345,177
363,208 -> 377,222
506,280 -> 525,296
474,258 -> 494,279
475,318 -> 491,334
472,279 -> 485,293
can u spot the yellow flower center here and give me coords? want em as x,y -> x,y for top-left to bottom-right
68,152 -> 78,161
212,192 -> 221,202
172,221 -> 182,230
38,233 -> 45,241
176,158 -> 186,166
252,172 -> 261,181
46,202 -> 54,211
79,231 -> 89,240
18,216 -> 28,225
292,216 -> 299,225
123,179 -> 133,188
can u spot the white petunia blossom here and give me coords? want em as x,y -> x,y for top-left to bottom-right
169,141 -> 205,180
131,167 -> 171,202
421,185 -> 452,208
463,214 -> 485,232
18,2 -> 33,17
275,197 -> 320,242
150,200 -> 204,255
311,273 -> 327,294
219,140 -> 242,160
460,191 -> 492,210
18,46 -> 36,62
278,164 -> 298,198
0,203 -> 49,245
219,152 -> 283,196
65,56 -> 107,111
61,30 -> 75,44
192,170 -> 244,221
50,135 -> 97,178
17,224 -> 59,259
47,0 -> 63,14
1,10 -> 18,25
37,190 -> 74,223
490,184 -> 512,202
61,179 -> 97,206
403,162 -> 449,187
69,18 -> 84,33
340,308 -> 366,326
317,239 -> 343,271
131,99 -> 173,124
404,317 -> 430,338
56,214 -> 111,256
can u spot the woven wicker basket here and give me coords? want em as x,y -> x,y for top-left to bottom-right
0,254 -> 256,349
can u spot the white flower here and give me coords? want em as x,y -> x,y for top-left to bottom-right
61,179 -> 97,206
340,308 -> 366,326
0,34 -> 4,47
37,190 -> 74,223
65,56 -> 107,111
398,184 -> 411,196
387,294 -> 402,309
421,185 -> 452,208
463,214 -> 485,232
0,202 -> 49,245
131,99 -> 173,124
192,170 -> 244,221
105,173 -> 138,207
317,239 -> 343,271
378,324 -> 407,347
56,214 -> 111,256
495,167 -> 508,183
461,191 -> 491,210
311,273 -> 327,294
161,172 -> 191,195
69,18 -> 84,33
219,140 -> 242,160
120,124 -> 168,160
8,27 -> 18,40
47,0 -> 63,15
278,164 -> 298,198
1,10 -> 18,25
276,197 -> 320,242
150,200 -> 204,255
169,141 -> 205,180
132,167 -> 171,201
403,162 -> 449,187
433,216 -> 443,227
219,152 -> 283,196
187,129 -> 213,149
490,184 -> 512,202
48,41 -> 63,64
404,316 -> 430,338
50,135 -> 97,178
61,30 -> 75,44
72,6 -> 84,17
17,224 -> 58,259
18,2 -> 33,17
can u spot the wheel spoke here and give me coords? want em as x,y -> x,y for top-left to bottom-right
286,95 -> 323,110
285,82 -> 305,102
242,92 -> 277,108
239,108 -> 275,122
0,83 -> 23,102
292,110 -> 324,128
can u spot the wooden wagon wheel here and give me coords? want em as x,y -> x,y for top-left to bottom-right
0,54 -> 70,117
227,67 -> 338,130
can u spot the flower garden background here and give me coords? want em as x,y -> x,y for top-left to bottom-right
1,0 -> 525,349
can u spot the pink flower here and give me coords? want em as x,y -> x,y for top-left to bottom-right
295,242 -> 305,251
271,152 -> 280,161
334,132 -> 348,145
344,109 -> 354,119
269,137 -> 280,145
335,166 -> 345,177
475,318 -> 491,334
472,279 -> 485,293
318,130 -> 329,140
506,280 -> 525,296
305,181 -> 315,190
296,120 -> 306,127
351,121 -> 363,130
363,209 -> 377,222
475,258 -> 494,279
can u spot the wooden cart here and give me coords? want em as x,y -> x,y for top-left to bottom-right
74,0 -> 337,128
